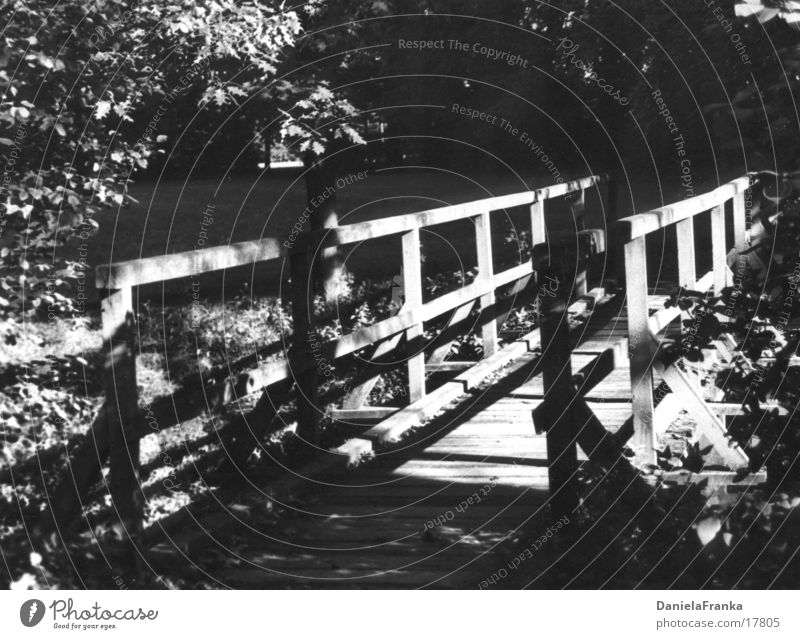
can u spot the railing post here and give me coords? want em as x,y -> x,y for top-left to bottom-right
675,218 -> 696,289
624,236 -> 656,465
474,211 -> 498,357
710,204 -> 728,290
530,200 -> 547,279
539,260 -> 578,519
402,227 -> 426,401
290,248 -> 320,447
100,286 -> 142,541
732,191 -> 747,255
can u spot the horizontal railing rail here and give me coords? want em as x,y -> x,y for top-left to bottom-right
97,174 -> 606,290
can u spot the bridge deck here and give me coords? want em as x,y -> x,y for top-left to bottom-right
162,294 -> 680,588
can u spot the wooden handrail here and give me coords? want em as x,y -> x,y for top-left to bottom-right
615,175 -> 752,241
96,237 -> 288,290
96,173 -> 607,290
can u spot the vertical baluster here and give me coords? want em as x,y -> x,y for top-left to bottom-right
290,248 -> 320,446
732,192 -> 747,253
710,204 -> 727,290
474,211 -> 498,357
101,286 -> 142,540
530,199 -> 546,271
676,217 -> 696,289
624,236 -> 656,465
402,227 -> 425,401
730,191 -> 748,290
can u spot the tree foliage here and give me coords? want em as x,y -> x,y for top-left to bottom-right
0,0 -> 301,316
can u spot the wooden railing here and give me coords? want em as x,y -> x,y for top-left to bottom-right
616,174 -> 754,465
88,172 -> 609,538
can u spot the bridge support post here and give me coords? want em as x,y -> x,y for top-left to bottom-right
539,263 -> 579,519
474,211 -> 498,357
100,286 -> 143,544
402,227 -> 426,402
290,249 -> 321,448
710,204 -> 729,290
624,236 -> 656,465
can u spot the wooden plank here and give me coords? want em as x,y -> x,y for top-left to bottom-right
362,339 -> 540,445
96,237 -> 287,289
624,236 -> 656,465
425,361 -> 474,372
101,287 -> 143,540
676,217 -> 695,289
474,211 -> 498,357
402,227 -> 426,402
653,358 -> 750,470
710,204 -> 728,291
572,340 -> 628,398
331,407 -> 399,422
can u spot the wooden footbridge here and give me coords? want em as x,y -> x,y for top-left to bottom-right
53,171 -> 765,588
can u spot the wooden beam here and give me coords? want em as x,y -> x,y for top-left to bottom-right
340,332 -> 405,410
676,217 -> 695,289
653,391 -> 685,436
289,249 -> 320,447
426,301 -> 477,367
624,236 -> 656,465
298,175 -> 604,251
710,204 -> 728,291
657,470 -> 766,492
474,211 -> 498,357
402,227 -> 426,402
530,200 -> 546,263
101,287 -> 143,541
538,270 -> 579,517
732,191 -> 748,257
218,379 -> 293,473
362,287 -> 619,446
653,358 -> 750,470
572,340 -> 628,397
615,176 -> 750,241
425,361 -> 475,372
96,238 -> 287,289
330,407 -> 399,422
